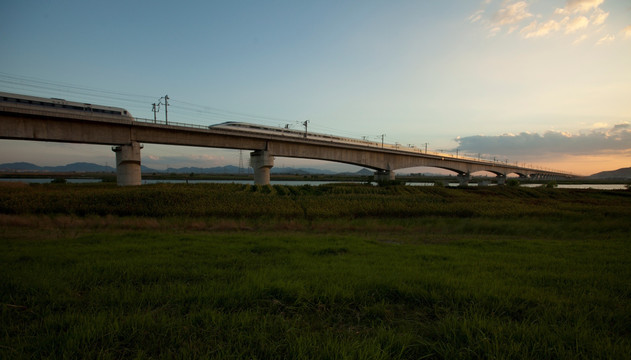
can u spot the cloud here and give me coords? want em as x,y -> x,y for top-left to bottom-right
454,123 -> 631,158
469,10 -> 484,24
591,122 -> 609,129
573,34 -> 588,44
473,0 -> 613,42
565,16 -> 589,34
556,0 -> 604,14
521,19 -> 561,38
590,8 -> 609,26
596,34 -> 615,45
491,1 -> 532,26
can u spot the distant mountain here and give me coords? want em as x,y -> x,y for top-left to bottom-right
0,162 -> 370,176
0,162 -> 43,171
589,167 -> 631,179
0,162 -> 115,172
339,168 -> 373,176
164,165 -> 241,174
52,162 -> 115,173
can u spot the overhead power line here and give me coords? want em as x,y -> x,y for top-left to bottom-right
0,72 -> 379,141
0,72 -> 155,103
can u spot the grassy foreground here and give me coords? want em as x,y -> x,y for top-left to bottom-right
1,182 -> 630,359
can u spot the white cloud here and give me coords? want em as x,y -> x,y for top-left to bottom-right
454,123 -> 631,158
521,19 -> 561,38
596,34 -> 615,45
590,8 -> 609,26
565,16 -> 589,34
489,26 -> 502,37
556,0 -> 604,15
573,34 -> 588,44
469,10 -> 484,24
474,0 -> 612,41
491,1 -> 532,26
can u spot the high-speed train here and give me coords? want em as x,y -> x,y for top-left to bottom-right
209,121 -> 384,148
0,91 -> 133,119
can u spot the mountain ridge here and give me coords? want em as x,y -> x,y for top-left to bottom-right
0,162 -> 371,176
4,162 -> 628,178
588,167 -> 631,179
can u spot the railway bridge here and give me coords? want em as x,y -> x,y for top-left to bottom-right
0,94 -> 574,185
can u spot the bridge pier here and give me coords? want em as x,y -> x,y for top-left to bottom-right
374,170 -> 395,182
457,172 -> 471,187
112,141 -> 142,186
250,150 -> 274,185
496,174 -> 506,186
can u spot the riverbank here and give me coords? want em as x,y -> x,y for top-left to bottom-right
2,171 -> 630,187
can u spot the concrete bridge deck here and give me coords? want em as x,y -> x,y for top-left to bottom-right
0,96 -> 575,185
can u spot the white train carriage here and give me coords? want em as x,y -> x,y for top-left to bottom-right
0,91 -> 133,119
209,121 -> 380,147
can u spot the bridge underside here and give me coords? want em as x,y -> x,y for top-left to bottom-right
263,141 -> 562,186
0,109 -> 572,185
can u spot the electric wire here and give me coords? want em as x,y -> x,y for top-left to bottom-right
0,73 -> 570,174
1,73 -> 381,143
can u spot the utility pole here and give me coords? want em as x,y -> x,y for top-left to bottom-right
151,103 -> 158,123
380,134 -> 385,148
303,120 -> 310,138
424,142 -> 428,154
163,95 -> 169,125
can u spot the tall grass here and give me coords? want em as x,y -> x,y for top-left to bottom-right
1,182 -> 629,220
1,183 -> 630,359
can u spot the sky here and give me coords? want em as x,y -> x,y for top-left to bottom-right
1,0 -> 630,176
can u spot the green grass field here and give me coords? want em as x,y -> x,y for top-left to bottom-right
1,183 -> 630,359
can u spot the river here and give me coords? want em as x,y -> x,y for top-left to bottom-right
0,178 -> 627,190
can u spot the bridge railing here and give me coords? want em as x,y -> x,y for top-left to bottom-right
133,117 -> 210,130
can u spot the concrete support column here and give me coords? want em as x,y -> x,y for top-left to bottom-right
496,174 -> 506,186
374,170 -> 395,182
250,150 -> 274,185
457,172 -> 471,187
112,141 -> 142,186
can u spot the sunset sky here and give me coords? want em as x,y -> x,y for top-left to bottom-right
1,0 -> 629,176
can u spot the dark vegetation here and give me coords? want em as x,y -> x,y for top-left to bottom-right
1,182 -> 630,359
